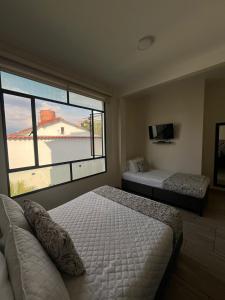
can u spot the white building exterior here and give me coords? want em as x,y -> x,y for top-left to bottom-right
8,110 -> 104,195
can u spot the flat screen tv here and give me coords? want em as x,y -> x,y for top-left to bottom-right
149,123 -> 174,140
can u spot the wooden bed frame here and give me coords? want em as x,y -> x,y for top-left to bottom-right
122,179 -> 208,216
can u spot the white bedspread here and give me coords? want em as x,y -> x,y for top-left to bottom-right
49,191 -> 173,300
122,169 -> 175,188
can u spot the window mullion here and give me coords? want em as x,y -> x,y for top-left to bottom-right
101,113 -> 104,156
31,98 -> 39,167
103,102 -> 107,159
66,90 -> 69,104
69,162 -> 73,181
91,111 -> 95,158
0,76 -> 11,196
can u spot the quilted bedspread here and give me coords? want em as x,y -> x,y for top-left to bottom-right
49,189 -> 174,300
94,185 -> 182,244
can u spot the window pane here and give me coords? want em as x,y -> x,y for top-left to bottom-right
93,111 -> 105,156
1,72 -> 67,102
72,158 -> 105,180
36,100 -> 92,165
9,164 -> 70,197
3,94 -> 35,169
69,92 -> 104,111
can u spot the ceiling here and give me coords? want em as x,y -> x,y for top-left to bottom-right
1,0 -> 225,96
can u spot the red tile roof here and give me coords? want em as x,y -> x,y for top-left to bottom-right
7,117 -> 90,139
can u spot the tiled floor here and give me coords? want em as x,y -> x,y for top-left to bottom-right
162,189 -> 225,300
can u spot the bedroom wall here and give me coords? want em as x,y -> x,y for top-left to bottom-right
202,79 -> 225,184
124,98 -> 146,161
124,76 -> 205,174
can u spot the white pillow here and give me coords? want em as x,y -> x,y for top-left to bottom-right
0,194 -> 31,245
0,252 -> 14,300
128,159 -> 139,173
5,226 -> 70,300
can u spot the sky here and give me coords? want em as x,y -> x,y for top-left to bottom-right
4,94 -> 32,133
1,72 -> 93,133
35,100 -> 91,124
1,71 -> 67,102
4,94 -> 92,133
1,71 -> 103,110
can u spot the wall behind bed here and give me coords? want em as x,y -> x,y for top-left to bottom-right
123,76 -> 205,175
202,79 -> 225,184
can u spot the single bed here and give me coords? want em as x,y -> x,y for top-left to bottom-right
122,170 -> 210,215
49,186 -> 182,300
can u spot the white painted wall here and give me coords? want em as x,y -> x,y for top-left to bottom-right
37,138 -> 93,165
9,165 -> 71,193
37,121 -> 89,136
8,137 -> 103,193
8,137 -> 102,168
124,76 -> 205,175
7,139 -> 35,169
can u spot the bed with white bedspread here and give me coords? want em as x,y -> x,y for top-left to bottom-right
49,186 -> 182,300
122,170 -> 210,215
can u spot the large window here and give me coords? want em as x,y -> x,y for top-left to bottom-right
0,71 -> 106,197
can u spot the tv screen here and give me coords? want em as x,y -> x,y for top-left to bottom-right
149,123 -> 174,140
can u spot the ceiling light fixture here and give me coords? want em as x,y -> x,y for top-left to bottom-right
137,35 -> 155,51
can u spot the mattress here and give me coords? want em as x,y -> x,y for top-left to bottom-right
122,169 -> 175,188
49,191 -> 173,300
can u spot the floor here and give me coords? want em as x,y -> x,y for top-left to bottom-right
162,189 -> 225,300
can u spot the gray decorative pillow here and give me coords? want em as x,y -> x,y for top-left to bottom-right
5,226 -> 70,300
23,199 -> 50,227
34,216 -> 85,276
137,159 -> 145,172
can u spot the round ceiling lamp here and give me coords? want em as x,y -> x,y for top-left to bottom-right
137,35 -> 155,51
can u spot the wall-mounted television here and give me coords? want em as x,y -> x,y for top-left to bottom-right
149,123 -> 174,140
